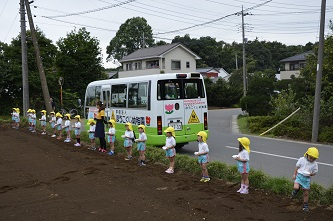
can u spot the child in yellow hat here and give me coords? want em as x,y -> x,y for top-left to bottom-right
292,147 -> 319,212
73,115 -> 81,146
49,112 -> 57,137
121,122 -> 134,160
31,109 -> 37,132
11,108 -> 20,129
163,127 -> 176,174
233,137 -> 251,194
63,114 -> 71,142
27,109 -> 33,130
39,110 -> 47,135
87,119 -> 96,150
55,112 -> 63,140
195,131 -> 210,182
136,125 -> 147,166
106,119 -> 116,155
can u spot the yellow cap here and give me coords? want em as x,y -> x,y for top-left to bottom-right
197,131 -> 208,142
304,147 -> 319,159
138,124 -> 145,131
164,126 -> 175,137
125,122 -> 133,131
31,109 -> 36,113
238,137 -> 250,153
64,113 -> 71,119
74,115 -> 81,120
55,112 -> 63,118
87,119 -> 96,125
15,108 -> 20,114
40,110 -> 47,114
50,111 -> 55,115
27,109 -> 32,113
108,119 -> 116,128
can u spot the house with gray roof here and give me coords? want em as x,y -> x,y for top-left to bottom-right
118,43 -> 201,78
279,51 -> 312,80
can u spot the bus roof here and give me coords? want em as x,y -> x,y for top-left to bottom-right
86,73 -> 203,87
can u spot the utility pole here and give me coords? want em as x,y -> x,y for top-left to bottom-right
25,0 -> 52,113
235,53 -> 238,70
312,0 -> 326,142
20,0 -> 29,116
241,5 -> 249,97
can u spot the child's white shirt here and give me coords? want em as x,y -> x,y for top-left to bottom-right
125,130 -> 134,138
31,114 -> 36,119
198,142 -> 209,153
139,132 -> 147,141
74,122 -> 81,129
51,116 -> 56,122
64,120 -> 70,128
296,157 -> 318,176
239,149 -> 250,161
40,115 -> 46,121
13,112 -> 19,119
89,125 -> 96,132
56,118 -> 62,126
108,127 -> 116,135
165,136 -> 176,147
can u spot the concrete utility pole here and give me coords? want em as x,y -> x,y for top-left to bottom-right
312,0 -> 326,143
20,0 -> 29,116
241,5 -> 249,97
24,0 -> 52,113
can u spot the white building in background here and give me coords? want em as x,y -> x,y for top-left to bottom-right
118,43 -> 201,78
279,51 -> 313,80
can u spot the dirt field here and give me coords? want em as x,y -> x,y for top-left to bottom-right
1,125 -> 332,221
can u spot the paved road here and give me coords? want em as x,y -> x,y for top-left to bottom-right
179,108 -> 333,188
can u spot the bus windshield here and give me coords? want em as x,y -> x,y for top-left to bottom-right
157,79 -> 205,100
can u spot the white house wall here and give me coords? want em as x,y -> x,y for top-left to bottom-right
163,47 -> 196,73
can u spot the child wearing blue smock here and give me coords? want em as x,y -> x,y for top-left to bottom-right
122,122 -> 134,160
107,119 -> 116,156
136,125 -> 147,166
292,147 -> 319,212
234,137 -> 251,194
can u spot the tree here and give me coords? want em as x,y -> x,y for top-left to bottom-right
0,29 -> 58,114
106,17 -> 154,60
240,71 -> 275,116
56,28 -> 105,105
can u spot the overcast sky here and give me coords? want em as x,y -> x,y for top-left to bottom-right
1,0 -> 332,68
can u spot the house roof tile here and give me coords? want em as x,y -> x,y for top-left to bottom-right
280,51 -> 313,62
119,43 -> 200,62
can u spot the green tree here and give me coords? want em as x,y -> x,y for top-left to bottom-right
0,29 -> 58,113
240,71 -> 275,116
106,17 -> 154,60
56,27 -> 105,105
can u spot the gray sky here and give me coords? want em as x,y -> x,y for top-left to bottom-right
1,0 -> 332,68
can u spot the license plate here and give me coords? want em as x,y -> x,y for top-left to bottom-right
168,122 -> 182,131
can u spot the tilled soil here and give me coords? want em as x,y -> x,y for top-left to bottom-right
0,125 -> 332,221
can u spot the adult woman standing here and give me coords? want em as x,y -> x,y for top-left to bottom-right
94,101 -> 107,152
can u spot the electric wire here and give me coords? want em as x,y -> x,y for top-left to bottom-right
47,0 -> 138,18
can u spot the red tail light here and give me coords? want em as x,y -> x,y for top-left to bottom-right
204,112 -> 208,130
157,116 -> 162,135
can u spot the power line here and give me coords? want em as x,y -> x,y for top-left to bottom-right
0,0 -> 9,17
154,0 -> 272,35
48,0 -> 137,18
4,12 -> 18,42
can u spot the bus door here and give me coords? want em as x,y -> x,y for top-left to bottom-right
160,80 -> 185,136
183,79 -> 205,135
101,85 -> 111,120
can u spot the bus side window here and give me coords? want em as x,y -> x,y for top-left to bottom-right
128,82 -> 148,109
111,84 -> 127,107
